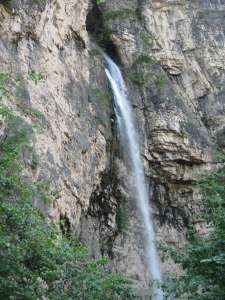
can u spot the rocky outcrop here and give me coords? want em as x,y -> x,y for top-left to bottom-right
98,0 -> 225,279
0,0 -> 224,289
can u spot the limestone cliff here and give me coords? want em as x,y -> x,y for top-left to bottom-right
0,0 -> 224,288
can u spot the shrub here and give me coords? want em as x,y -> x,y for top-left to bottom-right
126,55 -> 156,87
96,0 -> 105,5
28,69 -> 45,85
103,9 -> 135,20
0,199 -> 139,300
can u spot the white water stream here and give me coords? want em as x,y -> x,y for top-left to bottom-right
105,55 -> 163,300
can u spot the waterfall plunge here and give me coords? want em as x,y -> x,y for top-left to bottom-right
105,55 -> 163,300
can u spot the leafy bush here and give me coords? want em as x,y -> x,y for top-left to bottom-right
103,9 -> 135,20
127,70 -> 145,86
0,199 -> 139,300
96,0 -> 105,4
155,74 -> 168,89
126,55 -> 156,87
116,205 -> 129,233
28,69 -> 45,85
140,32 -> 154,48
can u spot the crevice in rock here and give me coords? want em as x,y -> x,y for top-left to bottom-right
86,168 -> 117,257
86,1 -> 120,63
80,135 -> 122,259
151,180 -> 190,230
68,26 -> 86,49
60,213 -> 71,236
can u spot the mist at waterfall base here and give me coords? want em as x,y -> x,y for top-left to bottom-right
105,55 -> 163,300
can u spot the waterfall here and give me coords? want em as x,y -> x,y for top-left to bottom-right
105,55 -> 163,300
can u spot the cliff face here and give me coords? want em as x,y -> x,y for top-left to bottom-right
0,0 -> 224,286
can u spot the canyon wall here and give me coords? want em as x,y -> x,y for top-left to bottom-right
0,0 -> 224,288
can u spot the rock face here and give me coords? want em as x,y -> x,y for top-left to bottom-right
0,0 -> 224,289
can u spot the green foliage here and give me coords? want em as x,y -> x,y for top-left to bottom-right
103,9 -> 135,20
163,152 -> 225,300
92,86 -> 111,107
0,71 -> 45,129
105,138 -> 113,153
17,105 -> 45,128
90,23 -> 113,51
126,55 -> 156,87
0,72 -> 10,86
140,32 -> 154,48
132,55 -> 156,67
0,72 -> 10,98
28,69 -> 45,85
0,97 -> 141,299
155,74 -> 168,89
96,0 -> 105,4
127,70 -> 145,86
21,106 -> 44,120
116,206 -> 129,233
0,108 -> 32,200
0,199 -> 140,300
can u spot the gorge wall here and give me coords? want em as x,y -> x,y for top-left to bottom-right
0,0 -> 225,288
